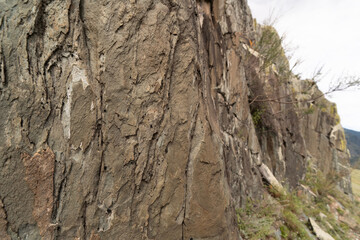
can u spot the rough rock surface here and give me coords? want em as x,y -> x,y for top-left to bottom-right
259,163 -> 285,193
309,217 -> 335,240
0,0 -> 352,239
295,80 -> 352,193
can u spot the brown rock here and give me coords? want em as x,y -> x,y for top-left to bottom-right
0,199 -> 10,240
0,0 -> 352,239
22,147 -> 55,240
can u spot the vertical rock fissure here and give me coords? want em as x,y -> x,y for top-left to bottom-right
163,15 -> 180,104
182,103 -> 199,239
94,83 -> 105,199
52,174 -> 65,224
26,0 -> 49,84
0,49 -> 7,90
81,200 -> 88,239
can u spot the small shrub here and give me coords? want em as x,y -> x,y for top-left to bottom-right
302,165 -> 339,197
240,161 -> 360,239
237,199 -> 277,240
251,107 -> 263,127
255,26 -> 285,70
280,225 -> 290,238
282,209 -> 308,239
268,185 -> 303,215
254,25 -> 292,81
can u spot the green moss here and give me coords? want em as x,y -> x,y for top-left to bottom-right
339,138 -> 347,152
304,105 -> 315,115
315,101 -> 341,124
316,100 -> 328,112
334,113 -> 341,124
330,104 -> 337,115
321,107 -> 328,112
328,104 -> 341,124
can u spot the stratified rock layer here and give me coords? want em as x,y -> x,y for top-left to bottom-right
0,0 -> 351,239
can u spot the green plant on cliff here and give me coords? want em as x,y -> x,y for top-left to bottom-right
237,164 -> 360,240
282,209 -> 309,239
253,25 -> 299,82
302,164 -> 344,198
251,107 -> 263,128
254,25 -> 283,70
246,24 -> 302,109
268,186 -> 310,239
237,183 -> 309,239
299,166 -> 360,239
237,199 -> 277,239
248,22 -> 360,108
303,105 -> 315,115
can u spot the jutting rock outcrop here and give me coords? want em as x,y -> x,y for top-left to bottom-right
0,0 -> 352,239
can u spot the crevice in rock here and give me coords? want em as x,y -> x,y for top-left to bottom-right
0,48 -> 7,90
94,82 -> 105,200
81,200 -> 88,239
26,0 -> 50,83
182,103 -> 199,239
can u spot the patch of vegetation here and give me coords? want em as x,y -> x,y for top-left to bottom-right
255,26 -> 287,71
237,163 -> 360,239
282,209 -> 309,239
251,107 -> 263,128
268,186 -> 311,239
300,165 -> 359,239
303,105 -> 315,115
301,164 -> 339,197
237,199 -> 277,240
351,168 -> 360,197
280,224 -> 290,238
253,25 -> 297,83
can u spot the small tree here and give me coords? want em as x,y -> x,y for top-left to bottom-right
246,23 -> 360,107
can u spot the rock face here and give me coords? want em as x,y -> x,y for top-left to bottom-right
0,0 -> 352,239
297,82 -> 352,193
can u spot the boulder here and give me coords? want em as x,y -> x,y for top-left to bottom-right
309,217 -> 335,240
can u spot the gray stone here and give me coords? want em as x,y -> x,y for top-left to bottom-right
259,163 -> 285,194
309,217 -> 335,240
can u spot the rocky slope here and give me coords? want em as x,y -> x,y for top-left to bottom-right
0,0 -> 353,239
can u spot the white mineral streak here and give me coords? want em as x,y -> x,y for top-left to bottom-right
62,65 -> 89,139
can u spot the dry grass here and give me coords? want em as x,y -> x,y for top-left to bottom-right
351,168 -> 360,197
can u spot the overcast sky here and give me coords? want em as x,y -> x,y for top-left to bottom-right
248,0 -> 360,131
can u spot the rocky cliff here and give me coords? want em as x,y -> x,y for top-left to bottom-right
0,0 -> 352,239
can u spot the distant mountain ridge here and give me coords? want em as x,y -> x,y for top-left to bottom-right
344,128 -> 360,167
